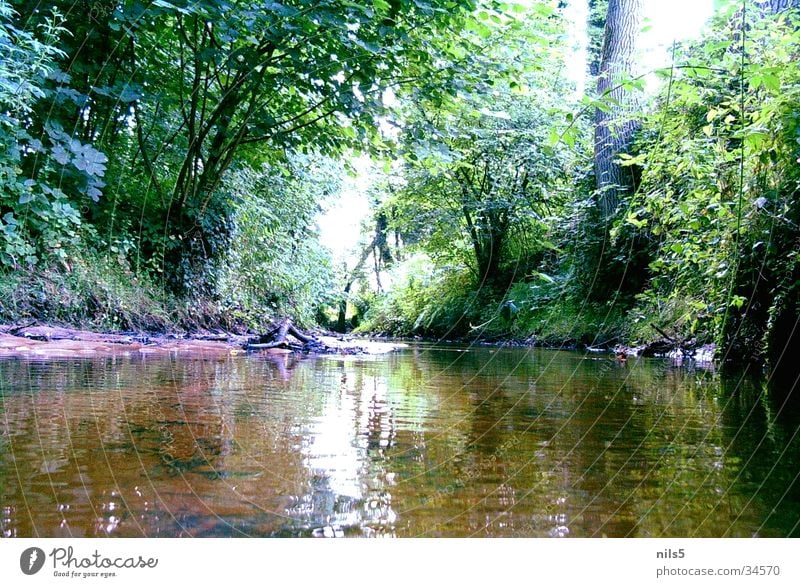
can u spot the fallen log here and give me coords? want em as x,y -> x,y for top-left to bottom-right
247,318 -> 405,355
650,324 -> 676,343
249,318 -> 317,350
247,341 -> 296,350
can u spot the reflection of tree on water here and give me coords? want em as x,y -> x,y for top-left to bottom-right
366,390 -> 396,453
700,372 -> 800,537
286,473 -> 357,534
419,349 -> 643,537
0,356 -> 317,537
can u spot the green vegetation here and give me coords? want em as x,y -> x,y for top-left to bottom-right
357,1 -> 800,371
623,6 -> 800,365
0,0 -> 485,329
0,0 -> 798,373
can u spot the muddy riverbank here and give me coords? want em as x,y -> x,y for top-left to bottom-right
0,324 -> 404,359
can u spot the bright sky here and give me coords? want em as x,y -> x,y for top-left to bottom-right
641,0 -> 714,72
318,0 -> 715,269
645,0 -> 715,45
566,0 -> 714,95
317,155 -> 374,262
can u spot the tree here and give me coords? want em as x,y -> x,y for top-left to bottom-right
384,4 -> 572,288
216,153 -> 343,328
11,0 -> 481,293
593,0 -> 643,219
392,66 -> 573,289
126,0 -> 482,293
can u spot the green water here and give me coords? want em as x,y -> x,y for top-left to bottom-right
1,345 -> 798,537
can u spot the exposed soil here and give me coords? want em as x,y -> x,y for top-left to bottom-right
0,323 -> 404,359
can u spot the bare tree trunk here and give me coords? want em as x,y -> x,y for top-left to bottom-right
594,0 -> 643,219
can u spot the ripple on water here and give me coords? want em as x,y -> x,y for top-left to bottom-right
0,349 -> 798,537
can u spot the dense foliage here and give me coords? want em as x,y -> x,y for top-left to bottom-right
216,154 -> 343,328
0,0 -> 486,328
358,4 -> 579,337
358,0 -> 800,375
621,6 -> 800,364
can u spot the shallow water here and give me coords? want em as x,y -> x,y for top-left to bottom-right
1,345 -> 798,537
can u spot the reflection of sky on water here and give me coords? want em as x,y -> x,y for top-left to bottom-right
295,360 -> 402,534
304,378 -> 368,499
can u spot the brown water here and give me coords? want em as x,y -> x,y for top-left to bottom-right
1,345 -> 799,538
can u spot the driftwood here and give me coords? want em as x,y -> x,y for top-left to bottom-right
8,324 -> 139,344
247,318 -> 318,351
650,324 -> 676,343
644,323 -> 696,357
612,323 -> 713,362
246,318 -> 405,355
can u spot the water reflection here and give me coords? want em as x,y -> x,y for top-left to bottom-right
0,346 -> 798,537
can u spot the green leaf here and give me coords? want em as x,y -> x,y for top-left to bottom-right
51,144 -> 70,165
151,0 -> 194,15
761,73 -> 780,92
531,2 -> 554,17
744,130 -> 769,151
625,212 -> 647,229
583,96 -> 612,114
562,127 -> 576,147
71,145 -> 108,177
538,240 -> 561,252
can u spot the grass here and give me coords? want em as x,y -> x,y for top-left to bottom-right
0,251 -> 184,332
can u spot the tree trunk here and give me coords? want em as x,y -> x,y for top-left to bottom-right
337,282 -> 352,333
336,236 -> 379,332
594,0 -> 643,219
474,219 -> 505,287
